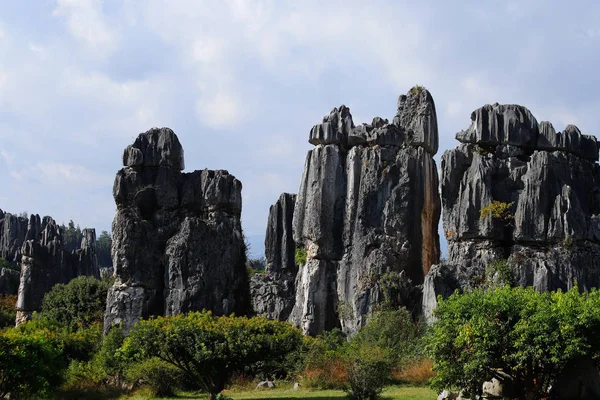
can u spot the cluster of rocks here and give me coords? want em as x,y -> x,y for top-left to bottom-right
252,87 -> 441,336
0,209 -> 99,323
423,103 -> 600,321
103,128 -> 250,333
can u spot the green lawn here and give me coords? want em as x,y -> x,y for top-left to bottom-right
122,386 -> 437,400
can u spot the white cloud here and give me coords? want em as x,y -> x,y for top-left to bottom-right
53,0 -> 117,55
0,150 -> 15,165
11,162 -> 112,187
195,91 -> 243,130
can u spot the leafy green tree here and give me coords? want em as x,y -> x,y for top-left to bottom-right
120,311 -> 304,400
125,357 -> 183,397
96,230 -> 113,268
0,329 -> 64,398
426,286 -> 600,399
41,276 -> 111,330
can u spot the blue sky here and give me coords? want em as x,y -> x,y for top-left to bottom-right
1,0 -> 599,258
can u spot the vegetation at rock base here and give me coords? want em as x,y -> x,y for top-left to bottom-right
426,285 -> 600,399
41,275 -> 112,330
120,311 -> 305,400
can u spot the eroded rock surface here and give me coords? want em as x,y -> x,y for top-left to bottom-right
251,193 -> 298,320
262,87 -> 441,336
16,215 -> 99,323
104,127 -> 249,333
424,103 -> 600,320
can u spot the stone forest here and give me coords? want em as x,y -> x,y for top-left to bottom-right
2,87 -> 600,400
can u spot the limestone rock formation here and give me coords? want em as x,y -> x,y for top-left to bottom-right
0,209 -> 28,266
250,193 -> 298,320
424,103 -> 600,320
16,215 -> 99,324
104,127 -> 249,333
269,87 -> 441,336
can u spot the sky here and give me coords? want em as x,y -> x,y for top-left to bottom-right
1,1 -> 599,258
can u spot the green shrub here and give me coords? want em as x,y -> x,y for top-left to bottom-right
343,341 -> 393,400
0,294 -> 17,329
41,276 -> 111,330
302,329 -> 348,389
295,247 -> 307,265
426,286 -> 600,398
121,311 -> 304,400
355,309 -> 420,366
340,310 -> 419,400
62,324 -> 127,391
0,328 -> 65,398
15,317 -> 102,363
125,357 -> 183,397
0,257 -> 18,271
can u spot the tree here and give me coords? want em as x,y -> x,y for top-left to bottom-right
342,309 -> 420,400
96,231 -> 112,268
121,311 -> 304,400
0,330 -> 64,398
41,276 -> 111,330
426,286 -> 600,399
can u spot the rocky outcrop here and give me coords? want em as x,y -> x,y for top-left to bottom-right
424,103 -> 600,320
273,87 -> 441,336
251,193 -> 298,320
104,127 -> 249,333
16,215 -> 99,324
0,209 -> 28,266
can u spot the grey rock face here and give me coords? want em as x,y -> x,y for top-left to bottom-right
16,215 -> 99,323
281,87 -> 441,336
395,86 -> 439,155
104,127 -> 249,333
425,103 -> 600,318
0,210 -> 28,266
251,193 -> 298,321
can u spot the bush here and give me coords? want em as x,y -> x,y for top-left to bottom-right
426,286 -> 600,398
125,357 -> 183,397
0,328 -> 64,398
302,329 -> 348,389
343,342 -> 393,400
41,276 -> 111,330
62,324 -> 127,391
121,311 -> 304,400
340,309 -> 421,400
15,317 -> 102,363
295,247 -> 307,265
0,294 -> 17,329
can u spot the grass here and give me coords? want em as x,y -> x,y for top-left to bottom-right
117,385 -> 437,400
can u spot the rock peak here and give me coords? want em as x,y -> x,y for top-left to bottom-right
123,127 -> 185,170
